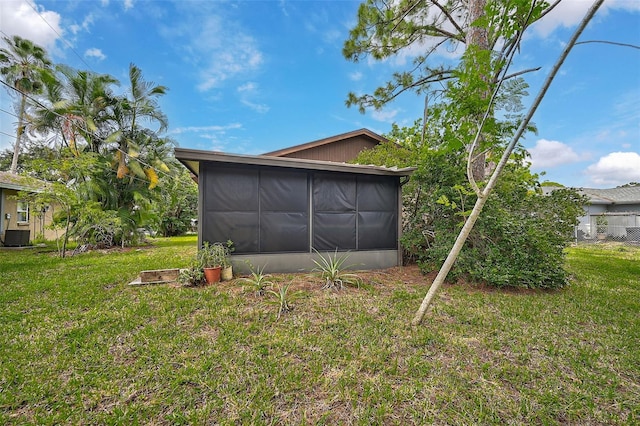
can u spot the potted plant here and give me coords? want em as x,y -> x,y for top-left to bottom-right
197,241 -> 226,283
596,215 -> 608,240
221,240 -> 234,281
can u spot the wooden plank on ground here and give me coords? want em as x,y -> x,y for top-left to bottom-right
140,269 -> 180,283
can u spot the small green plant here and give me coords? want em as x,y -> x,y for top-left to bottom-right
222,240 -> 235,267
177,265 -> 205,287
197,241 -> 227,268
239,263 -> 273,296
265,282 -> 296,320
596,214 -> 608,235
312,248 -> 362,290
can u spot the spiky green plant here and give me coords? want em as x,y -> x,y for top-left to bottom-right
312,248 -> 362,290
265,282 -> 296,320
239,263 -> 273,296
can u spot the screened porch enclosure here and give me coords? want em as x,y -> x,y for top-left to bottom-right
175,148 -> 413,273
201,162 -> 399,254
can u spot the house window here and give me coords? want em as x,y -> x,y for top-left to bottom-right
17,201 -> 29,223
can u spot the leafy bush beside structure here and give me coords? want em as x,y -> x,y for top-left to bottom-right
353,121 -> 587,289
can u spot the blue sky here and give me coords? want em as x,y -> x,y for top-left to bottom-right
1,0 -> 639,188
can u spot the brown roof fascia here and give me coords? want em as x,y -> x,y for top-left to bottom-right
174,148 -> 415,178
263,128 -> 391,157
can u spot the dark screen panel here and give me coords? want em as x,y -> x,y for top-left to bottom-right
203,211 -> 259,253
358,211 -> 397,249
358,176 -> 396,211
204,165 -> 258,212
313,174 -> 356,212
200,162 -> 400,255
260,170 -> 308,212
313,213 -> 356,250
260,212 -> 309,252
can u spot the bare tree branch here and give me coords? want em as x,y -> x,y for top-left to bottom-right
429,0 -> 465,37
538,0 -> 563,21
575,40 -> 640,50
391,0 -> 424,34
501,66 -> 542,82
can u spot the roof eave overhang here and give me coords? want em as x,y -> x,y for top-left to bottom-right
0,183 -> 33,192
175,148 -> 415,178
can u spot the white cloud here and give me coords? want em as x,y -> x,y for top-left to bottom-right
528,139 -> 587,169
279,0 -> 289,17
585,152 -> 640,186
322,28 -> 341,44
69,13 -> 95,35
241,100 -> 270,114
236,82 -> 269,113
371,108 -> 399,123
237,82 -> 257,93
174,14 -> 264,92
196,131 -> 249,153
606,0 -> 640,12
0,0 -> 63,50
84,48 -> 106,61
529,1 -> 590,38
124,0 -> 134,11
303,8 -> 344,49
171,122 -> 253,152
169,123 -> 242,135
531,0 -> 640,38
349,71 -> 363,82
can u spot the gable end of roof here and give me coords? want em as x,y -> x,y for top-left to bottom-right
263,128 -> 388,157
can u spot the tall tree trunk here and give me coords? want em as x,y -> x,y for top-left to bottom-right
412,0 -> 605,326
466,0 -> 488,49
10,94 -> 27,174
466,0 -> 489,182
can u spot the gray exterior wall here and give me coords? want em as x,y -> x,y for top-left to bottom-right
607,203 -> 640,213
230,250 -> 398,274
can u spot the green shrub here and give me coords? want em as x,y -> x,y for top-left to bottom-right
354,122 -> 586,289
429,188 -> 585,288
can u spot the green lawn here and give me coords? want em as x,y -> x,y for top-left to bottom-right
1,238 -> 638,424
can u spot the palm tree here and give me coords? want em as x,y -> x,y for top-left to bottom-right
0,35 -> 53,173
33,65 -> 119,155
109,64 -> 169,182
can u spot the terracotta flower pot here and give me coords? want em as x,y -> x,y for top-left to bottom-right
203,266 -> 221,284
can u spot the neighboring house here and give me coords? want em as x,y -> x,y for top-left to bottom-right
175,148 -> 414,273
264,128 -> 389,162
572,186 -> 640,241
0,171 -> 57,246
